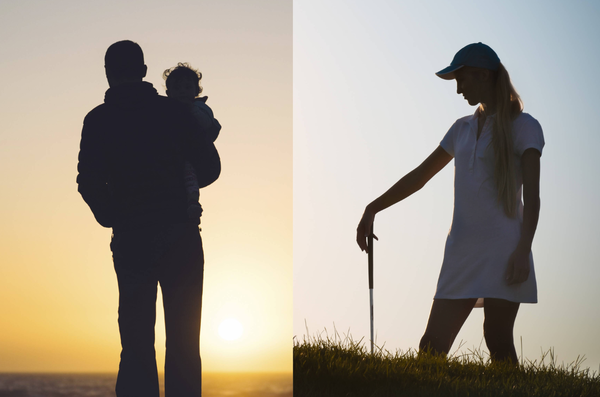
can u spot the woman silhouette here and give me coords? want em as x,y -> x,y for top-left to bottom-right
356,43 -> 544,363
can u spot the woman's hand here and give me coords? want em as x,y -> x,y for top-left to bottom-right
505,247 -> 531,285
356,207 -> 377,253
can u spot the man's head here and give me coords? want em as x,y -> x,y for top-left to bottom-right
104,40 -> 147,87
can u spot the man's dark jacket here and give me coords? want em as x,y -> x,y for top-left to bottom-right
77,82 -> 220,229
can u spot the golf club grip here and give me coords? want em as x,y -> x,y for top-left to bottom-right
368,227 -> 373,290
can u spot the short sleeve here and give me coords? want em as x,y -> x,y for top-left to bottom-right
440,122 -> 457,157
513,114 -> 545,157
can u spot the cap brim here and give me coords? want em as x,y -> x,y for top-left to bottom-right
435,64 -> 464,80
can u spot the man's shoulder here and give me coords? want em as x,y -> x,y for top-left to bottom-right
147,95 -> 193,121
152,94 -> 181,108
83,95 -> 186,123
83,103 -> 108,125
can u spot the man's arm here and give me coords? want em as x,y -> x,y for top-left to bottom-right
76,115 -> 114,227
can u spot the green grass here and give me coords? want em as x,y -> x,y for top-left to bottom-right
293,328 -> 600,397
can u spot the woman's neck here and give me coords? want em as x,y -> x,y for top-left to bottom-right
480,101 -> 497,117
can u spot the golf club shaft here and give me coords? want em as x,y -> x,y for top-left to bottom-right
368,230 -> 373,289
368,226 -> 374,354
370,288 -> 374,354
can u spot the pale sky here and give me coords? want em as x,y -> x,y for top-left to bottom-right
0,0 -> 291,373
294,0 -> 600,372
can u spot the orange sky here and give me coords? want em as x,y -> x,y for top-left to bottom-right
0,0 -> 291,373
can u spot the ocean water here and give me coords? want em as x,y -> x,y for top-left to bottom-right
0,372 -> 292,397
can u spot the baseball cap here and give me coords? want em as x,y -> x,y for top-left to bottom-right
436,42 -> 500,80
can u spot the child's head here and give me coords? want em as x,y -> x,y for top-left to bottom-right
163,62 -> 203,103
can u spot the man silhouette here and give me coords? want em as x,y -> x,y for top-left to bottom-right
77,40 -> 220,397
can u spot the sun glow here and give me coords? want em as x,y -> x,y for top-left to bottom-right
218,318 -> 244,341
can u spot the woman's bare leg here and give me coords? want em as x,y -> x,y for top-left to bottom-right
419,298 -> 477,355
483,298 -> 520,364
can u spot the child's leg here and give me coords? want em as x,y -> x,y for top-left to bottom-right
483,298 -> 520,363
183,162 -> 203,219
419,298 -> 477,355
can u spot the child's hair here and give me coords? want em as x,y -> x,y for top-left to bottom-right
163,62 -> 203,97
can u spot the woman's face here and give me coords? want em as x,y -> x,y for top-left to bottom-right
454,67 -> 489,106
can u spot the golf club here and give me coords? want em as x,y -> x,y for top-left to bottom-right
368,226 -> 374,354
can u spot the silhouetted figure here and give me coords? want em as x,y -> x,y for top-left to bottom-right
356,43 -> 544,364
163,62 -> 222,220
77,40 -> 220,396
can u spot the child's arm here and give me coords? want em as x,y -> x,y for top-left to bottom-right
192,99 -> 221,142
178,105 -> 220,190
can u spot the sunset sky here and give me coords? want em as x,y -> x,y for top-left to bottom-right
0,0 -> 291,373
294,0 -> 600,372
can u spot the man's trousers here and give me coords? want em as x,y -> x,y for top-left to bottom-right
111,222 -> 204,397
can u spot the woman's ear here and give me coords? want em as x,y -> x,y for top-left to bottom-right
480,69 -> 493,82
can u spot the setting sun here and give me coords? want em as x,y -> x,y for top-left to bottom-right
218,318 -> 244,341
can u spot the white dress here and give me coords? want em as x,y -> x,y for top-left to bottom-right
435,110 -> 545,306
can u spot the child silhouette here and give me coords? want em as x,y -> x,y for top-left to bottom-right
164,62 -> 221,219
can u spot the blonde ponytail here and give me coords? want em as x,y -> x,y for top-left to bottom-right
482,63 -> 523,218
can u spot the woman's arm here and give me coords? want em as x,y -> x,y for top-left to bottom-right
505,148 -> 541,285
356,145 -> 453,252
